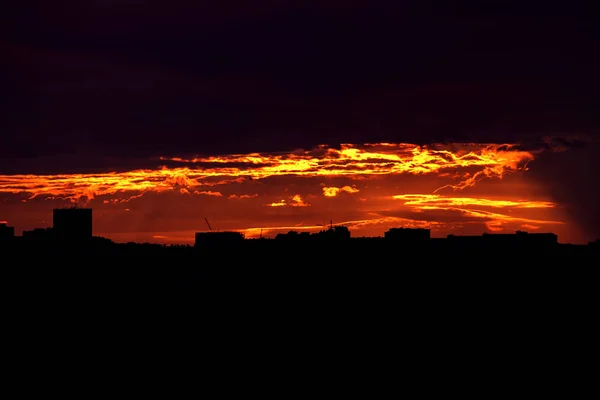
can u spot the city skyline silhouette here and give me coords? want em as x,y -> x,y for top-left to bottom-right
2,206 -> 598,254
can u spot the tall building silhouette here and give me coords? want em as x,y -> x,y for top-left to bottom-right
53,207 -> 93,240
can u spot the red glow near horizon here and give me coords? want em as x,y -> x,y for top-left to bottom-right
0,142 -> 580,243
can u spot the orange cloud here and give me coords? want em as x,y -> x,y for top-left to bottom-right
193,190 -> 222,196
290,194 -> 309,207
0,142 -> 534,202
268,200 -> 287,207
391,193 -> 563,233
322,185 -> 360,197
392,194 -> 555,209
268,194 -> 310,208
520,224 -> 540,230
453,208 -> 562,230
228,194 -> 258,200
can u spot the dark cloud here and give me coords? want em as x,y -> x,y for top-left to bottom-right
527,142 -> 600,242
540,135 -> 592,153
3,1 -> 600,170
515,134 -> 596,154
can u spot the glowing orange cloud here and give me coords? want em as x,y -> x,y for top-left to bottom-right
520,224 -> 541,231
452,208 -> 562,230
163,143 -> 533,184
392,194 -> 555,209
193,190 -> 223,197
268,194 -> 310,207
392,193 -> 563,232
0,142 -> 534,202
322,185 -> 360,197
228,194 -> 258,200
268,200 -> 287,207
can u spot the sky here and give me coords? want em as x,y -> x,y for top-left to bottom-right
2,1 -> 599,244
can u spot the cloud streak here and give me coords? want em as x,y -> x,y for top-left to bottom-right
268,194 -> 310,208
228,194 -> 258,200
391,193 -> 563,233
0,142 -> 534,202
322,185 -> 360,197
392,194 -> 556,209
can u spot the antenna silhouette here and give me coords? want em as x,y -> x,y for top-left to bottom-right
204,218 -> 212,232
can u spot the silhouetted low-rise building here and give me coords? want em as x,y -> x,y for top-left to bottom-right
275,231 -> 311,240
385,228 -> 430,241
446,234 -> 483,244
194,231 -> 245,248
22,227 -> 55,240
482,231 -> 557,246
313,225 -> 351,240
0,223 -> 15,240
447,231 -> 558,249
481,232 -> 521,247
517,231 -> 558,245
276,227 -> 350,240
53,207 -> 93,240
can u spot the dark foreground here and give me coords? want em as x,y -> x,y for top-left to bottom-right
3,238 -> 597,373
3,238 -> 598,297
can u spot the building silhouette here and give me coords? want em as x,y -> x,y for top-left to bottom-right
275,231 -> 311,240
0,223 -> 15,240
447,231 -> 558,248
194,231 -> 245,248
53,207 -> 93,240
384,227 -> 430,241
274,225 -> 351,241
514,231 -> 557,245
22,227 -> 55,240
314,225 -> 351,240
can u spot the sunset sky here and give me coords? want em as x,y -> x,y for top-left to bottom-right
2,1 -> 599,244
